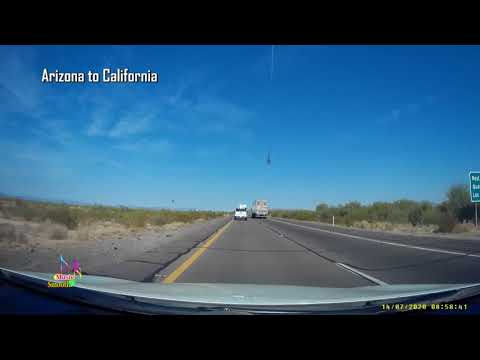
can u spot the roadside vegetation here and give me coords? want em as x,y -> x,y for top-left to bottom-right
271,184 -> 477,234
0,197 -> 226,232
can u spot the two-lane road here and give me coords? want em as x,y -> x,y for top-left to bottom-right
155,217 -> 480,287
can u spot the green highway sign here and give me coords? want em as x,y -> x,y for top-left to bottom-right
470,171 -> 480,203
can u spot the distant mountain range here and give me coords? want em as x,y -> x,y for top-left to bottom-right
0,192 -> 91,206
0,192 -> 216,212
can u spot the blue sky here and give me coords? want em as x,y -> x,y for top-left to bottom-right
0,45 -> 479,210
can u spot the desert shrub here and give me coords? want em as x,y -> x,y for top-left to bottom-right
423,207 -> 442,225
408,207 -> 424,226
446,184 -> 475,223
2,205 -> 38,221
370,202 -> 390,221
22,207 -> 37,221
316,203 -> 329,213
150,214 -> 171,226
14,199 -> 27,207
150,215 -> 169,226
435,213 -> 456,233
117,211 -> 148,228
344,216 -> 354,227
386,208 -> 409,224
270,210 -> 318,221
43,207 -> 79,229
420,201 -> 433,212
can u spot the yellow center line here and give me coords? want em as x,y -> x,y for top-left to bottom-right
162,220 -> 233,284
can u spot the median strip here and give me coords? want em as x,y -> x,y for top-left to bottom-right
162,220 -> 233,284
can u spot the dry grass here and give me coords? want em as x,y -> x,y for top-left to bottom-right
49,224 -> 68,240
352,220 -> 438,233
353,221 -> 394,231
76,225 -> 91,241
37,221 -> 68,240
161,221 -> 186,231
76,222 -> 129,241
452,223 -> 476,233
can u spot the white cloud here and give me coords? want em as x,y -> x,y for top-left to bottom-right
112,139 -> 172,154
87,112 -> 110,137
165,80 -> 187,106
44,120 -> 73,145
108,114 -> 153,138
83,95 -> 118,137
159,75 -> 256,137
84,74 -> 255,144
176,96 -> 254,136
86,107 -> 155,139
28,119 -> 73,146
0,47 -> 41,110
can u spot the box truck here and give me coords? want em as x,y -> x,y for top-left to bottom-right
251,200 -> 268,218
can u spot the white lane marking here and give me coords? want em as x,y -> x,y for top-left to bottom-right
269,219 -> 477,258
336,263 -> 389,286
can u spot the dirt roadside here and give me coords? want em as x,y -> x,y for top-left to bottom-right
0,216 -> 231,280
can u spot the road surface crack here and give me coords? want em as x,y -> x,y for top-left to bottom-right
264,225 -> 337,263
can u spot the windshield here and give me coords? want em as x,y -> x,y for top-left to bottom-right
1,45 -> 480,315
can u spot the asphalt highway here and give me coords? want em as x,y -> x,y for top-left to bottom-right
155,217 -> 480,287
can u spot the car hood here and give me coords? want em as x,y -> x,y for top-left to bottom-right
1,267 -> 480,314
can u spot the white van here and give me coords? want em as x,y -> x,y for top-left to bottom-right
234,204 -> 248,221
